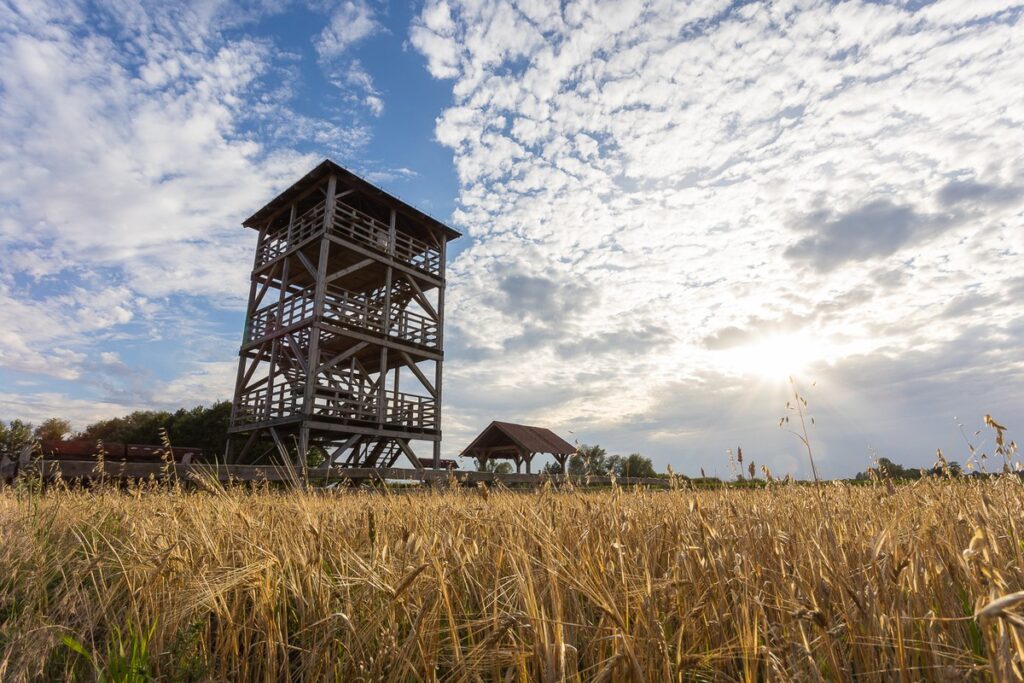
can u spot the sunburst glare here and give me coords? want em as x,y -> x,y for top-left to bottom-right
723,332 -> 826,381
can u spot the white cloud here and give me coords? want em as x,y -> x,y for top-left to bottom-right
415,0 -> 1024,476
0,0 -> 364,421
315,0 -> 380,58
336,59 -> 385,116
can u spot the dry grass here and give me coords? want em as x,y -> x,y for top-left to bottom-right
2,478 -> 1024,681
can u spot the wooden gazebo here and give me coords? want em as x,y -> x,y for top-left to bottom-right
461,421 -> 576,474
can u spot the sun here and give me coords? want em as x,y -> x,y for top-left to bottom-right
724,332 -> 823,381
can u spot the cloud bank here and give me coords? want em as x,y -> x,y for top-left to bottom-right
0,0 -> 382,424
413,0 -> 1024,476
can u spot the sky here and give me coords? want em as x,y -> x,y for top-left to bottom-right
1,0 -> 1022,479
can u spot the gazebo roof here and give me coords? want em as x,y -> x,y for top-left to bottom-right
461,421 -> 576,457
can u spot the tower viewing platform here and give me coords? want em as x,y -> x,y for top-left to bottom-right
226,160 -> 460,470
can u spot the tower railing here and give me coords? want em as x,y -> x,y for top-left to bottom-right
245,289 -> 316,343
255,202 -> 326,267
232,381 -> 303,426
311,387 -> 437,431
245,285 -> 439,349
254,198 -> 441,276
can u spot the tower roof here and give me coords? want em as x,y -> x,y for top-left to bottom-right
242,159 -> 462,242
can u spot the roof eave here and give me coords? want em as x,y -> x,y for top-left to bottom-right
241,159 -> 462,241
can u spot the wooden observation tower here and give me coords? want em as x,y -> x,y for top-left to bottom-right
226,160 -> 460,469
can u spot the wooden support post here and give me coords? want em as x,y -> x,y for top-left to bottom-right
269,427 -> 290,464
398,439 -> 422,470
298,425 -> 309,467
234,429 -> 260,464
303,176 -> 334,419
263,338 -> 280,421
433,234 -> 446,469
230,223 -> 271,430
378,222 -> 393,426
286,203 -> 296,244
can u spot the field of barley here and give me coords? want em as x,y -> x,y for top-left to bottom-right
2,479 -> 1023,681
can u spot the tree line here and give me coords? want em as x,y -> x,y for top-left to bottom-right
477,445 -> 659,478
3,410 -> 661,477
0,402 -> 232,460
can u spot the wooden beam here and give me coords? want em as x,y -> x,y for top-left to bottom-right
324,434 -> 362,468
316,341 -> 368,374
252,262 -> 276,310
399,351 -> 436,398
325,234 -> 442,288
363,440 -> 388,467
296,250 -> 319,280
325,258 -> 374,284
303,194 -> 333,416
233,429 -> 261,464
269,427 -> 290,463
401,272 -> 438,320
318,322 -> 442,362
283,333 -> 309,375
398,439 -> 423,469
240,348 -> 265,389
286,203 -> 297,244
323,174 -> 338,231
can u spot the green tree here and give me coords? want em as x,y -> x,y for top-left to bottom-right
615,453 -> 657,478
79,410 -> 174,445
568,444 -> 610,475
166,402 -> 232,456
542,461 -> 565,475
0,419 -> 34,459
475,458 -> 513,475
562,447 -> 657,478
854,457 -> 923,481
78,402 -> 232,458
34,417 -> 72,442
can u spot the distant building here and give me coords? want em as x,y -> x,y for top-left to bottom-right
461,421 -> 576,474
